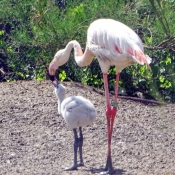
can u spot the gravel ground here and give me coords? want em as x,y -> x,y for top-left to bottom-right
0,80 -> 175,175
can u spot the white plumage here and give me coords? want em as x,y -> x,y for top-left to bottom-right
87,19 -> 151,73
61,96 -> 96,129
55,83 -> 96,129
49,18 -> 151,75
54,81 -> 96,170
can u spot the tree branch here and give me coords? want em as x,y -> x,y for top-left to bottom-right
148,0 -> 170,37
144,36 -> 175,51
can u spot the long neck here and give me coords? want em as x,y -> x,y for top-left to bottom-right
52,41 -> 74,68
56,87 -> 66,115
52,40 -> 94,69
73,40 -> 94,67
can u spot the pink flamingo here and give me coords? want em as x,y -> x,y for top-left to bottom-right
49,18 -> 151,174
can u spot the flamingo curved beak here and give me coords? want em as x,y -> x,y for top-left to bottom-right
49,72 -> 59,88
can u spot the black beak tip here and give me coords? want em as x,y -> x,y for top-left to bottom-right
49,75 -> 55,82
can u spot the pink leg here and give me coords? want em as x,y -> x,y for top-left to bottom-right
102,73 -> 120,174
103,73 -> 113,173
103,73 -> 112,149
110,73 -> 120,138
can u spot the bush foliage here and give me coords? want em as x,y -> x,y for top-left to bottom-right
0,0 -> 175,102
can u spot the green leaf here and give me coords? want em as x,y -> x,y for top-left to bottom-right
7,46 -> 13,53
165,57 -> 171,65
0,30 -> 4,36
59,70 -> 67,81
159,75 -> 165,83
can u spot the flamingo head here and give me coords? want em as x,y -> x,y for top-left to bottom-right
49,60 -> 59,76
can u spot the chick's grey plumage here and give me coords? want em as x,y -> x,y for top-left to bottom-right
54,82 -> 96,171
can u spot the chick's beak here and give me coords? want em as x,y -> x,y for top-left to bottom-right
53,77 -> 59,88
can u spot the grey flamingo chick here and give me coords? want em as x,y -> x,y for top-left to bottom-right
54,79 -> 97,171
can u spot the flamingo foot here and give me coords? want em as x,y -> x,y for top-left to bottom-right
64,161 -> 84,171
78,162 -> 84,167
64,165 -> 78,171
100,156 -> 114,175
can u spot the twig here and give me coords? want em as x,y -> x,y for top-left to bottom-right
0,68 -> 5,75
92,87 -> 165,105
144,36 -> 175,50
157,36 -> 175,47
118,95 -> 165,105
149,0 -> 170,37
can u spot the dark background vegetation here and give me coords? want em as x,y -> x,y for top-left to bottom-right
0,0 -> 175,102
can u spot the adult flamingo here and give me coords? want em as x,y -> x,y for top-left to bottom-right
49,19 -> 151,174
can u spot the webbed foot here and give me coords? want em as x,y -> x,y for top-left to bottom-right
78,162 -> 84,167
64,165 -> 78,171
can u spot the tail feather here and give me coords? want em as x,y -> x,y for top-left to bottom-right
145,54 -> 152,64
127,46 -> 152,70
